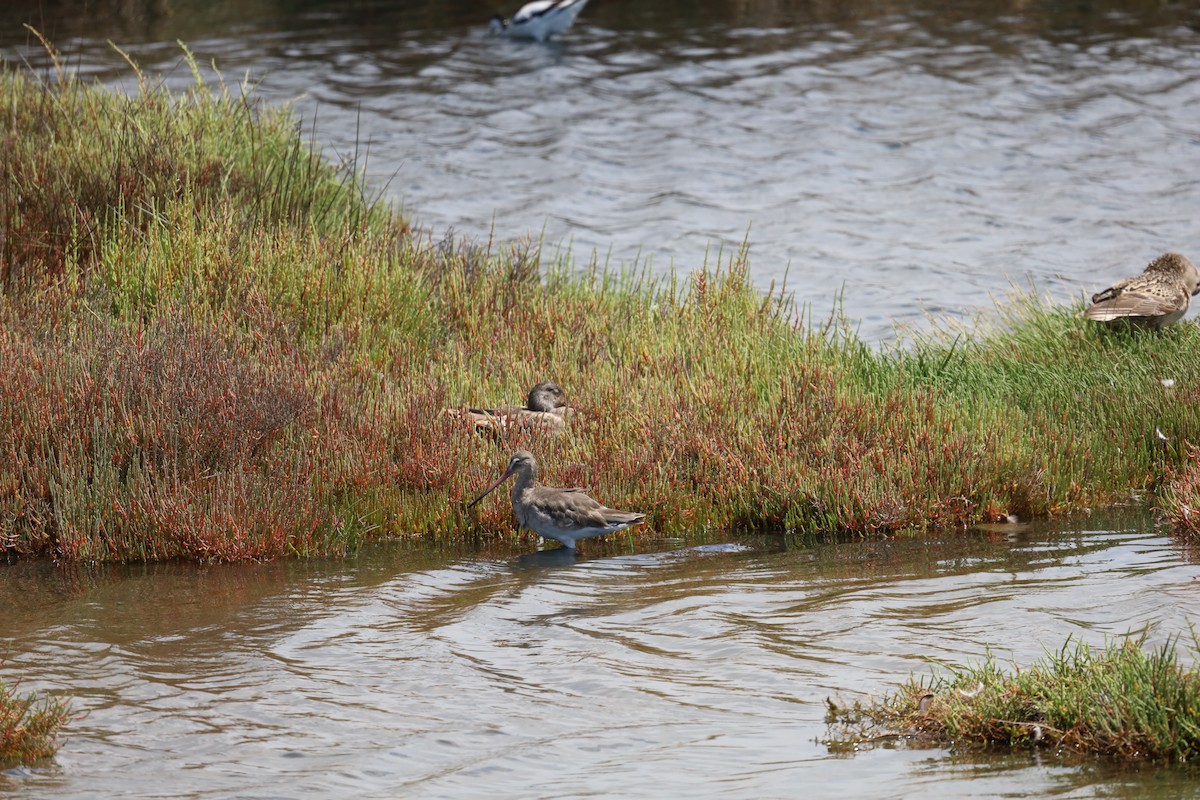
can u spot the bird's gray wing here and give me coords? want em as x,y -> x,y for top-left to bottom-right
599,508 -> 645,526
537,487 -> 612,529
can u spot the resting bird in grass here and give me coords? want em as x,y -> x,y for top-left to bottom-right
468,450 -> 645,552
488,0 -> 589,41
1085,252 -> 1200,330
443,381 -> 576,438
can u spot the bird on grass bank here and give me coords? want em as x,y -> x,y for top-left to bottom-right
488,0 -> 590,41
1085,252 -> 1200,330
467,450 -> 645,552
443,381 -> 577,438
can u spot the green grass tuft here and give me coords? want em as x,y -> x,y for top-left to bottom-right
827,636 -> 1200,763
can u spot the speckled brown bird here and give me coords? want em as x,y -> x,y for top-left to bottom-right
467,450 -> 644,551
1085,252 -> 1200,329
443,382 -> 575,437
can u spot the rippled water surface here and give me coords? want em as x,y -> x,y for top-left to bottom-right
3,0 -> 1199,339
4,512 -> 1200,798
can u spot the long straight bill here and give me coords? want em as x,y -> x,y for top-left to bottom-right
466,466 -> 515,509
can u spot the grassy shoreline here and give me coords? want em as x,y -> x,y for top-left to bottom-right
2,58 -> 1200,562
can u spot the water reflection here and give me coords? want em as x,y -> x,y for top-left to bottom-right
511,547 -> 579,569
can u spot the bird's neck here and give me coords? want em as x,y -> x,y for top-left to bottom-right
511,466 -> 536,501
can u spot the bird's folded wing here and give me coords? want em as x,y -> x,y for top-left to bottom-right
601,509 -> 645,526
1085,289 -> 1183,321
542,490 -> 611,528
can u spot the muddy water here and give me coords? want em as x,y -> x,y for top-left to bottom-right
3,511 -> 1200,798
2,1 -> 1200,340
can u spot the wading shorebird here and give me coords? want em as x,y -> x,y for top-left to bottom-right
1085,252 -> 1200,330
444,381 -> 576,438
467,450 -> 645,552
488,0 -> 589,41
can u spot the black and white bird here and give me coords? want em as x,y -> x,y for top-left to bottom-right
488,0 -> 590,41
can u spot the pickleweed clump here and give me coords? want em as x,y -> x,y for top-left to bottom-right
1159,442 -> 1200,537
0,676 -> 71,765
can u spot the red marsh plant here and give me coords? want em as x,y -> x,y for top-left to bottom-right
1160,443 -> 1200,537
0,298 -> 342,560
0,675 -> 71,764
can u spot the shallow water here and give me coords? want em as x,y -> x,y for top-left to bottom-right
2,0 -> 1199,340
4,511 -> 1200,798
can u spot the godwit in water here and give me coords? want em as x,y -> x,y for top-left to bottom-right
468,450 -> 645,551
488,0 -> 589,41
1086,252 -> 1200,330
444,381 -> 576,438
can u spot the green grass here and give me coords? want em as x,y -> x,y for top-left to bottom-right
2,51 -> 1200,561
827,636 -> 1200,763
0,676 -> 71,765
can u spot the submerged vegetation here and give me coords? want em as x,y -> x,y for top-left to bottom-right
2,50 -> 1200,562
827,637 -> 1200,763
0,676 -> 71,764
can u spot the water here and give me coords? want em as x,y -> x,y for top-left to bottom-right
3,512 -> 1200,798
2,0 -> 1199,340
